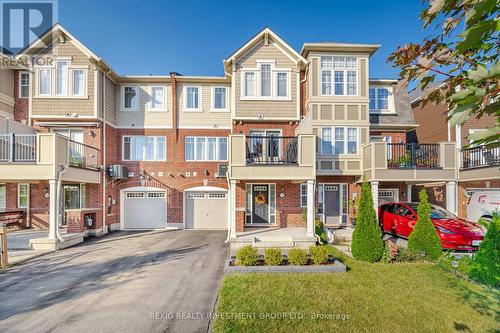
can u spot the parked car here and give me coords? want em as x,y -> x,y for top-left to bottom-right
379,202 -> 485,251
466,190 -> 500,222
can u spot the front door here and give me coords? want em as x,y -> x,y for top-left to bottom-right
252,185 -> 269,224
324,185 -> 340,226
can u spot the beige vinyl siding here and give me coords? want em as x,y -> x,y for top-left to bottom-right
116,83 -> 172,128
31,41 -> 95,117
104,76 -> 116,124
234,38 -> 298,120
0,69 -> 14,116
310,103 -> 369,126
178,83 -> 231,129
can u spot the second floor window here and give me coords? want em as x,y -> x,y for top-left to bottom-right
151,86 -> 165,110
185,136 -> 228,161
242,63 -> 290,99
260,64 -> 271,97
186,86 -> 200,110
321,127 -> 358,155
321,56 -> 357,96
56,61 -> 69,96
123,136 -> 166,161
213,87 -> 227,110
72,69 -> 85,96
369,87 -> 391,112
124,86 -> 137,109
38,69 -> 51,95
19,72 -> 29,98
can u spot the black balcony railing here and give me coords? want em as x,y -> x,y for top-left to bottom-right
0,134 -> 36,162
461,145 -> 500,169
68,139 -> 99,169
387,143 -> 440,168
246,136 -> 298,165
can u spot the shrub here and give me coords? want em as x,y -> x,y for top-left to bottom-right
469,213 -> 500,287
457,256 -> 471,276
309,245 -> 329,264
264,247 -> 283,266
236,245 -> 259,266
288,248 -> 309,265
407,189 -> 442,260
315,219 -> 328,244
351,182 -> 384,262
381,241 -> 399,263
436,252 -> 456,271
395,248 -> 423,263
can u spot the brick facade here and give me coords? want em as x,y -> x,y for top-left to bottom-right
13,70 -> 29,124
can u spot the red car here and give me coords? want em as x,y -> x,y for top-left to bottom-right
379,202 -> 485,251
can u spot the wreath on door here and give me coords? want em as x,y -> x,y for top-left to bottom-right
255,193 -> 266,205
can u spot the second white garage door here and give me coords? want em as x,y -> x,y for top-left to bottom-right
122,189 -> 166,229
185,189 -> 228,229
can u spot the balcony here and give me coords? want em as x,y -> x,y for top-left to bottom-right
460,144 -> 500,181
228,134 -> 315,180
0,133 -> 100,183
362,141 -> 456,182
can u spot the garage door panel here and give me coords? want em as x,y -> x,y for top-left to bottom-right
185,191 -> 227,230
123,190 -> 166,229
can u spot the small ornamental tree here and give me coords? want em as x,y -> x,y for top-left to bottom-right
408,189 -> 442,260
351,182 -> 384,262
469,214 -> 500,287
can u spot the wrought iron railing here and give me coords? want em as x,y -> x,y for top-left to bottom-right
246,136 -> 298,165
0,134 -> 36,162
461,145 -> 500,169
68,139 -> 99,169
387,143 -> 440,168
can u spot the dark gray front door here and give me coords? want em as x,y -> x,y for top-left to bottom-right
324,185 -> 340,226
252,185 -> 269,224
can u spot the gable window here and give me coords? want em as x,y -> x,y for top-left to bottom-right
241,62 -> 291,99
321,127 -> 359,155
185,136 -> 228,161
276,72 -> 288,97
213,87 -> 227,110
244,72 -> 255,97
18,183 -> 29,208
321,56 -> 358,96
123,136 -> 166,161
369,87 -> 391,112
72,69 -> 85,96
38,69 -> 51,95
185,86 -> 200,110
123,86 -> 137,110
260,64 -> 271,97
151,86 -> 165,110
19,72 -> 29,98
56,61 -> 69,96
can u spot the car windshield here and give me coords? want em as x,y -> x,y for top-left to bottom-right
406,203 -> 456,219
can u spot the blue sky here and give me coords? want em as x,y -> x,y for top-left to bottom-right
59,0 -> 426,78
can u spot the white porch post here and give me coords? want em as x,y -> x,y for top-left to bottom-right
48,179 -> 58,241
446,181 -> 457,215
407,184 -> 412,202
371,181 -> 379,218
306,180 -> 315,238
229,180 -> 237,238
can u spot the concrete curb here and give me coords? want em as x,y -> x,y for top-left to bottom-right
225,259 -> 346,273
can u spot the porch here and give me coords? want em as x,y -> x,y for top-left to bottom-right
229,227 -> 316,250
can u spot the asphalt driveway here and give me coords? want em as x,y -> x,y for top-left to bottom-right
0,230 -> 228,333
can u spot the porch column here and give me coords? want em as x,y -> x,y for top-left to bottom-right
306,179 -> 315,238
48,179 -> 58,241
407,184 -> 412,202
446,181 -> 457,215
371,181 -> 379,218
229,180 -> 237,238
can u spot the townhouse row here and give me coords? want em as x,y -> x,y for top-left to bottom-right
0,25 -> 497,249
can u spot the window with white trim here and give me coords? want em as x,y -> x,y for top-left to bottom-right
122,136 -> 166,161
123,86 -> 137,110
213,87 -> 227,110
151,86 -> 165,110
321,127 -> 359,155
244,72 -> 255,97
38,69 -> 51,95
276,72 -> 288,97
300,183 -> 307,207
241,62 -> 290,99
185,136 -> 228,161
18,183 -> 28,208
369,87 -> 392,112
185,86 -> 200,110
19,72 -> 29,98
72,69 -> 85,96
56,61 -> 69,96
260,64 -> 271,97
321,56 -> 358,96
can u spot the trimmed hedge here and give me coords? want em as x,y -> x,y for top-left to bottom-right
408,189 -> 442,260
351,182 -> 384,262
236,245 -> 260,266
309,246 -> 329,264
469,214 -> 500,287
264,247 -> 283,266
288,248 -> 309,265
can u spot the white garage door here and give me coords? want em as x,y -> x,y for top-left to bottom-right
122,190 -> 166,229
378,189 -> 399,205
185,191 -> 227,229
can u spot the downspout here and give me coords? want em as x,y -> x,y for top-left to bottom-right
102,70 -> 108,232
169,72 -> 179,143
225,176 -> 231,243
55,165 -> 67,242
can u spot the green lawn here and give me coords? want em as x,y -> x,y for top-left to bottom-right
213,247 -> 499,333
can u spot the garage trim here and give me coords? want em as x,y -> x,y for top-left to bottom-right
120,186 -> 167,230
183,185 -> 228,229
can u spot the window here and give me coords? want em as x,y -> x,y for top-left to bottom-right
151,86 -> 164,110
260,64 -> 271,97
124,86 -> 137,110
122,136 -> 166,161
19,72 -> 29,98
56,61 -> 69,96
0,185 -> 5,211
213,87 -> 227,110
72,69 -> 85,96
242,62 -> 290,99
276,72 -> 288,97
64,185 -> 81,210
185,136 -> 228,161
244,72 -> 255,97
18,184 -> 28,208
53,129 -> 83,143
321,127 -> 359,155
321,56 -> 358,96
300,183 -> 307,207
38,69 -> 51,95
369,87 -> 391,112
186,86 -> 200,110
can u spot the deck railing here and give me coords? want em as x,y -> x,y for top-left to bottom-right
0,134 -> 36,162
68,139 -> 99,169
246,136 -> 298,165
387,143 -> 440,168
461,145 -> 500,169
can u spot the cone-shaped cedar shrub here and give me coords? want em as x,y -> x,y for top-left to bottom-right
351,182 -> 384,262
469,214 -> 500,287
407,189 -> 442,260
